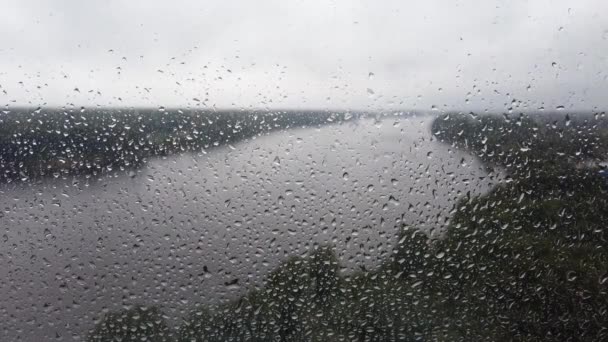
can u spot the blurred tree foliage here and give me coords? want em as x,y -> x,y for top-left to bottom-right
0,108 -> 357,182
87,305 -> 172,342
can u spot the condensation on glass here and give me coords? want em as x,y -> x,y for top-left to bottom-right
0,1 -> 607,341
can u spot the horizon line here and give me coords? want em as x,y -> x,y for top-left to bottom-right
1,105 -> 606,115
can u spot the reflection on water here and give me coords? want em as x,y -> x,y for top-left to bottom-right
0,115 -> 494,341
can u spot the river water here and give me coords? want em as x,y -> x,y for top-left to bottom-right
0,114 -> 497,341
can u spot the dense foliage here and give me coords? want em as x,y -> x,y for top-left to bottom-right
0,108 -> 358,182
87,306 -> 172,342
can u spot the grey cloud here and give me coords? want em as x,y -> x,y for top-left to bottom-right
0,0 -> 606,110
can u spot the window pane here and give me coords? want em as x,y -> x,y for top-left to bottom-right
1,1 -> 607,341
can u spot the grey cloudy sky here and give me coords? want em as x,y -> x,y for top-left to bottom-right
0,0 -> 606,111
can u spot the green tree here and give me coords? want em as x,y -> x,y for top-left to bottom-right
87,305 -> 173,342
309,246 -> 340,307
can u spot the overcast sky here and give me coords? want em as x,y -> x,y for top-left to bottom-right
0,0 -> 607,111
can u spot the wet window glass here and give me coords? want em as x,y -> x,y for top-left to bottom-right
1,1 -> 607,341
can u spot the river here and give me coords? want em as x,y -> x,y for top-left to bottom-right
0,114 -> 497,341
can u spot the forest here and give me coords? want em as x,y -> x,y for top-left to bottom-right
0,108 -> 360,183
